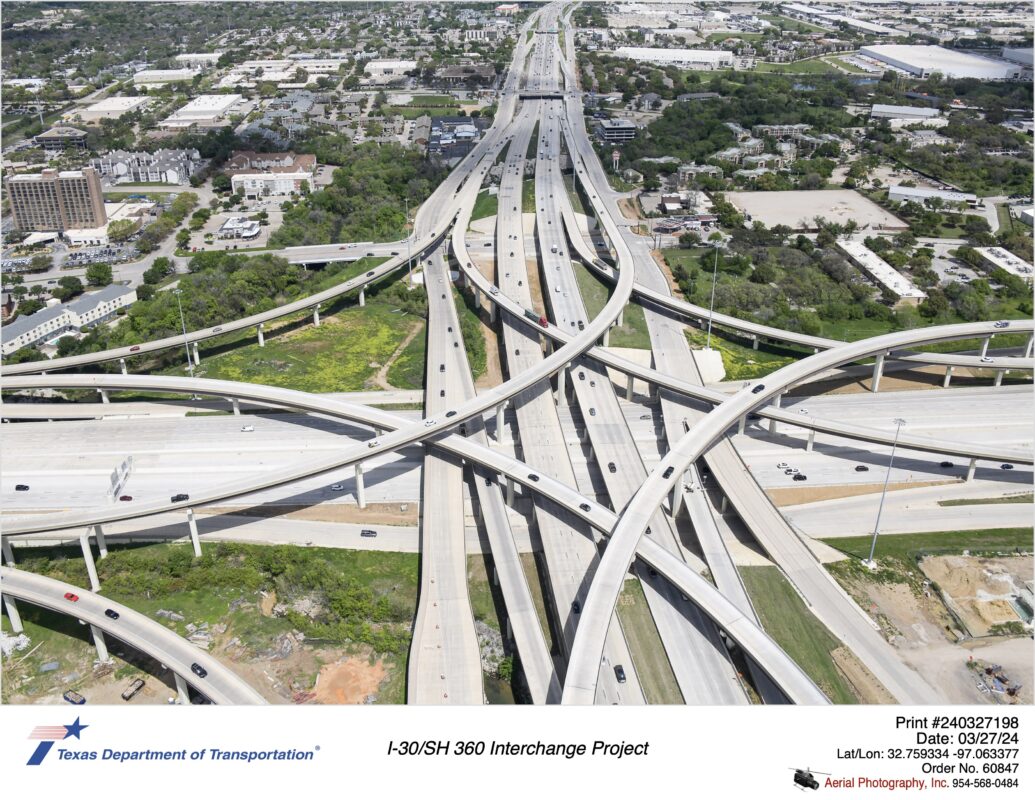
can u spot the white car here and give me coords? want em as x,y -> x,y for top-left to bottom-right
240,425 -> 255,432
330,484 -> 345,491
424,419 -> 438,427
490,286 -> 499,295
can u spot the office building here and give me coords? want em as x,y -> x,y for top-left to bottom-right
8,168 -> 107,232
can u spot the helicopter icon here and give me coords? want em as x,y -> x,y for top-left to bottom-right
791,767 -> 830,790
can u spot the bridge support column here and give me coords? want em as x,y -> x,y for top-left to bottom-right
602,327 -> 610,347
943,366 -> 954,388
670,486 -> 681,517
174,673 -> 190,704
752,336 -> 759,351
99,389 -> 110,404
966,458 -> 977,482
2,538 -> 15,566
555,365 -> 566,404
231,398 -> 240,416
768,393 -> 783,435
1026,333 -> 1034,359
980,336 -> 991,358
119,358 -> 128,375
489,301 -> 497,323
870,354 -> 885,393
192,342 -> 200,365
355,464 -> 366,509
186,510 -> 202,557
616,308 -> 624,327
720,495 -> 729,514
313,306 -> 321,327
79,530 -> 100,592
474,287 -> 482,308
495,402 -> 506,442
90,625 -> 111,663
806,428 -> 816,452
2,594 -> 23,633
94,525 -> 107,559
257,324 -> 265,347
625,375 -> 634,401
506,476 -> 515,506
358,288 -> 365,307
994,370 -> 1004,387
737,415 -> 747,435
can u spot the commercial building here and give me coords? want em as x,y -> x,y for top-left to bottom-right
64,200 -> 155,246
363,59 -> 417,83
218,216 -> 262,240
595,118 -> 638,143
1,285 -> 137,356
859,45 -> 1026,81
614,47 -> 734,70
8,168 -> 107,232
175,53 -> 223,68
870,104 -> 942,122
65,96 -> 151,124
230,169 -> 313,198
1000,47 -> 1033,68
133,67 -> 199,86
33,126 -> 88,153
887,184 -> 979,208
160,94 -> 244,131
752,123 -> 811,140
838,240 -> 927,307
90,148 -> 203,184
975,247 -> 1033,284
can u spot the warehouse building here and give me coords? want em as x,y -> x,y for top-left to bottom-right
838,241 -> 926,307
859,45 -> 1026,81
613,47 -> 734,70
887,184 -> 979,208
160,94 -> 244,131
975,247 -> 1033,284
133,67 -> 199,86
65,96 -> 151,124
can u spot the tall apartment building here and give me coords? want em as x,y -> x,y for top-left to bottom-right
8,168 -> 107,232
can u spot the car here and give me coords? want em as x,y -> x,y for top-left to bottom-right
366,271 -> 375,277
613,664 -> 627,684
980,357 -> 994,364
662,466 -> 674,478
367,440 -> 380,449
424,419 -> 437,427
213,327 -> 222,333
360,529 -> 377,538
64,592 -> 79,602
577,321 -> 584,331
439,389 -> 445,398
119,495 -> 133,502
994,321 -> 1010,329
331,484 -> 345,491
509,251 -> 514,256
14,484 -> 29,491
777,462 -> 788,469
607,462 -> 617,473
527,473 -> 539,482
240,425 -> 255,432
572,600 -> 581,613
191,663 -> 208,678
588,408 -> 596,416
439,364 -> 445,372
447,326 -> 453,333
63,690 -> 86,705
365,251 -> 374,257
940,461 -> 954,468
105,608 -> 120,620
579,503 -> 591,512
648,567 -> 658,577
751,384 -> 765,394
854,465 -> 869,472
793,474 -> 807,482
129,345 -> 140,352
171,493 -> 189,503
1001,463 -> 1015,470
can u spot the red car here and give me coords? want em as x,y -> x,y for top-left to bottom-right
119,495 -> 133,502
129,345 -> 140,352
64,592 -> 79,602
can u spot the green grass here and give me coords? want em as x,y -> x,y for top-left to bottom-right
996,203 -> 1017,233
740,566 -> 859,704
759,14 -> 831,33
821,528 -> 1033,566
382,105 -> 459,119
564,171 -> 587,215
938,493 -> 1032,507
104,191 -> 175,203
405,94 -> 456,107
572,259 -> 609,317
520,553 -> 557,655
467,555 -> 516,704
706,32 -> 765,43
385,321 -> 427,389
173,300 -> 420,393
569,258 -> 649,348
1,603 -> 99,703
471,188 -> 499,222
754,57 -> 839,75
522,178 -> 536,213
685,327 -> 796,380
616,578 -> 684,704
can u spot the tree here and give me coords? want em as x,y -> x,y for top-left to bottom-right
17,298 -> 44,316
679,231 -> 701,248
212,173 -> 232,193
176,229 -> 191,248
107,219 -> 138,242
52,276 -> 84,301
136,284 -> 156,301
85,262 -> 113,286
26,253 -> 54,273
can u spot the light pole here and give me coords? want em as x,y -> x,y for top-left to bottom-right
705,241 -> 720,351
865,418 -> 906,568
173,289 -> 194,378
405,195 -> 413,287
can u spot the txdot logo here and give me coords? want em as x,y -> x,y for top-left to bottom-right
26,718 -> 88,766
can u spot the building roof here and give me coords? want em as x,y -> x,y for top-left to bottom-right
615,47 -> 732,65
2,285 -> 135,343
861,45 -> 1022,79
36,126 -> 88,139
839,240 -> 927,300
871,103 -> 941,118
888,184 -> 977,203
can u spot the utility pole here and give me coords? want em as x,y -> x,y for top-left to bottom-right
705,242 -> 720,351
173,289 -> 194,378
865,418 -> 907,568
405,195 -> 413,287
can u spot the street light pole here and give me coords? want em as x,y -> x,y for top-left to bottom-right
705,242 -> 720,351
173,289 -> 194,378
405,195 -> 413,287
865,418 -> 906,568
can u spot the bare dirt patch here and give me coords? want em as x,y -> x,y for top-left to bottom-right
768,479 -> 954,507
204,502 -> 419,526
375,321 -> 423,390
525,257 -> 546,316
618,197 -> 641,220
921,555 -> 1033,638
831,646 -> 896,704
313,657 -> 387,704
651,250 -> 685,299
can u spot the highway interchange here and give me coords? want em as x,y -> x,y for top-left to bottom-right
2,3 -> 1032,707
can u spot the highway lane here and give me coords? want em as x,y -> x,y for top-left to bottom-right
536,94 -> 745,704
562,321 -> 1016,705
1,567 -> 266,705
408,247 -> 483,705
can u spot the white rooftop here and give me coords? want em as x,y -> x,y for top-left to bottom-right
614,47 -> 732,64
975,247 -> 1034,281
167,94 -> 242,120
839,240 -> 927,300
85,96 -> 150,113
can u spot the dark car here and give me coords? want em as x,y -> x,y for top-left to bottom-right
171,493 -> 189,503
940,461 -> 954,468
360,529 -> 377,538
445,410 -> 457,418
1001,463 -> 1015,470
15,484 -> 29,491
366,271 -> 375,277
572,600 -> 581,614
613,664 -> 627,684
854,465 -> 869,472
119,495 -> 133,501
579,503 -> 591,512
527,474 -> 539,482
793,474 -> 807,482
191,663 -> 208,678
607,462 -> 616,473
662,467 -> 674,479
64,592 -> 79,602
105,609 -> 120,620
751,384 -> 765,394
129,345 -> 141,352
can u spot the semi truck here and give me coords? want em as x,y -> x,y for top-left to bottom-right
523,309 -> 548,328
